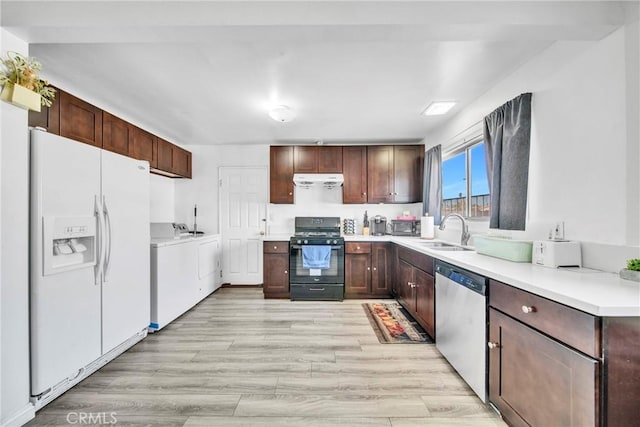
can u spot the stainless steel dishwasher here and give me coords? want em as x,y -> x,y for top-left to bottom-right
435,260 -> 488,402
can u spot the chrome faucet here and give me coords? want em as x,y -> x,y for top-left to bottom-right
439,213 -> 471,246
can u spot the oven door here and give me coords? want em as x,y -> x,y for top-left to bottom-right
289,243 -> 345,284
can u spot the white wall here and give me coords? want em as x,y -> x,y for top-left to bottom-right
174,144 -> 270,234
425,23 -> 640,271
174,144 -> 422,236
149,174 -> 175,222
0,29 -> 35,427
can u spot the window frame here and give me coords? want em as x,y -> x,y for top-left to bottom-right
442,135 -> 489,221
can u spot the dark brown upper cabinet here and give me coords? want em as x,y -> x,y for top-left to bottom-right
270,146 -> 294,204
130,126 -> 157,169
318,146 -> 343,173
28,86 -> 60,134
293,146 -> 343,173
59,91 -> 103,148
154,137 -> 192,178
293,146 -> 318,173
342,146 -> 368,204
367,145 -> 423,204
102,111 -> 133,156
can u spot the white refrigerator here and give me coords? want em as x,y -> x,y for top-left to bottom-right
30,129 -> 150,402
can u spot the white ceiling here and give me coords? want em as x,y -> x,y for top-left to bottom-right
0,1 -> 633,146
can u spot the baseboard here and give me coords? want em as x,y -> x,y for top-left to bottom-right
1,402 -> 35,427
221,283 -> 262,288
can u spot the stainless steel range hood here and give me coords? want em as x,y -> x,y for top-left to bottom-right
293,173 -> 344,189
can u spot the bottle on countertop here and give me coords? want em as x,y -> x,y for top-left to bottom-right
363,210 -> 370,236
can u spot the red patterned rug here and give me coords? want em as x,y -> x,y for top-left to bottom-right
362,302 -> 432,344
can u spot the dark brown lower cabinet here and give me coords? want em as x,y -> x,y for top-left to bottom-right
345,243 -> 391,298
489,308 -> 599,427
395,250 -> 434,338
262,241 -> 290,298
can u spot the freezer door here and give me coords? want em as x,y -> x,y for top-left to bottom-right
30,130 -> 102,395
100,150 -> 150,354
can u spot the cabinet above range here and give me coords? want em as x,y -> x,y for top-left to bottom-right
29,87 -> 191,179
269,144 -> 424,204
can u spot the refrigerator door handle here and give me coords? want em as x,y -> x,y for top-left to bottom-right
94,195 -> 104,285
103,195 -> 113,282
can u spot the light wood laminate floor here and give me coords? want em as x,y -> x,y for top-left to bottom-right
28,288 -> 506,426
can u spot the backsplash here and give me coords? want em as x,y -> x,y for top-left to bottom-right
267,185 -> 422,235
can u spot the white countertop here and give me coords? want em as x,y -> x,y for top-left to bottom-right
262,234 -> 640,317
151,233 -> 220,248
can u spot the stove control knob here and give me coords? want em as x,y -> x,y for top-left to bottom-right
304,240 -> 308,244
333,240 -> 338,244
326,239 -> 331,244
297,240 -> 302,245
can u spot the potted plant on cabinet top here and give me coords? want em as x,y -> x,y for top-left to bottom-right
620,259 -> 640,282
0,52 -> 56,112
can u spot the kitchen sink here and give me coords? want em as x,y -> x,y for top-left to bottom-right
417,241 -> 474,251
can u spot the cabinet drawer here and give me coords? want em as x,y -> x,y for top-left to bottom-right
290,283 -> 344,301
490,280 -> 600,358
346,242 -> 371,254
397,246 -> 433,275
264,241 -> 289,254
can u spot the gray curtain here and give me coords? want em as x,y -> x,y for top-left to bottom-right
483,92 -> 532,230
422,145 -> 442,225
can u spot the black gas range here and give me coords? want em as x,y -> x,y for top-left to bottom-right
289,217 -> 345,301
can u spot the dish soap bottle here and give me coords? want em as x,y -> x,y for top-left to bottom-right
363,210 -> 370,236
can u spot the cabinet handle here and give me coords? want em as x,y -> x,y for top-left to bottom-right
284,270 -> 288,274
273,246 -> 278,250
487,342 -> 500,349
289,192 -> 293,196
361,192 -> 367,196
408,281 -> 415,288
356,246 -> 360,250
521,305 -> 536,314
367,267 -> 370,271
373,267 -> 377,271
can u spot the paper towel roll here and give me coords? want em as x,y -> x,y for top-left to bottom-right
421,215 -> 435,239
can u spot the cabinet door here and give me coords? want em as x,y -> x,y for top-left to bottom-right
157,138 -> 174,172
270,146 -> 294,204
367,145 -> 394,203
393,145 -> 423,203
488,308 -> 598,427
318,146 -> 343,173
293,146 -> 318,173
131,126 -> 157,168
29,86 -> 60,134
263,253 -> 290,297
397,260 -> 416,314
345,253 -> 371,297
342,146 -> 368,204
371,243 -> 391,296
59,91 -> 103,148
414,268 -> 435,337
103,111 -> 133,156
173,146 -> 192,178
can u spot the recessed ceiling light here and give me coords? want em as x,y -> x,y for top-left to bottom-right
268,105 -> 296,122
422,101 -> 456,116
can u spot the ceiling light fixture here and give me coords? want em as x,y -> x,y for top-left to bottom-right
422,101 -> 456,116
268,105 -> 296,122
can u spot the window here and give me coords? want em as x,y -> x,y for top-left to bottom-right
442,139 -> 490,218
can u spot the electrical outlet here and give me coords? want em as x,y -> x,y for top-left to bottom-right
553,221 -> 565,240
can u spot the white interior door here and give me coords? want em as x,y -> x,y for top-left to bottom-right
219,167 -> 268,285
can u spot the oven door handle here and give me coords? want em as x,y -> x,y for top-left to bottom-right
290,245 -> 343,250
